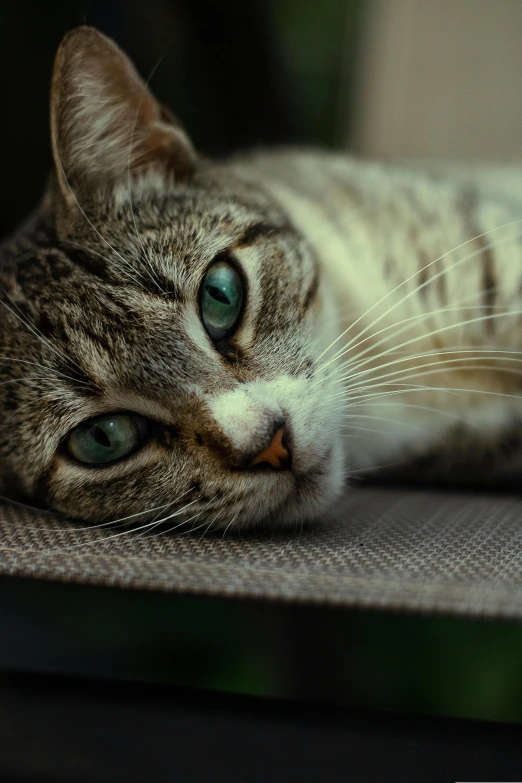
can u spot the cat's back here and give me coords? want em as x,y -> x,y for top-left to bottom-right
232,150 -> 522,357
232,147 -> 522,219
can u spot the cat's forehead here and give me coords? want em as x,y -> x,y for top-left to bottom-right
53,173 -> 287,284
94,170 -> 280,240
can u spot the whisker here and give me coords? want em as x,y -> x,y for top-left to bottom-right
332,309 -> 522,385
0,495 -> 201,555
342,423 -> 407,435
150,502 -> 213,538
125,58 -> 166,295
343,412 -> 428,432
311,288 -> 515,389
145,495 -> 216,538
319,301 -> 514,382
335,353 -> 522,392
314,222 -> 522,375
149,498 -> 220,539
349,455 -> 412,475
344,385 -> 522,406
0,287 -> 87,379
59,238 -> 142,287
53,146 -> 149,289
361,400 -> 498,432
0,355 -> 86,385
197,508 -> 223,541
222,511 -> 240,539
9,499 -> 179,534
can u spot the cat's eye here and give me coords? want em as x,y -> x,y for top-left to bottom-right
200,258 -> 244,341
66,413 -> 149,465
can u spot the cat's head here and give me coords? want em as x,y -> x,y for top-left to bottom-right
0,26 -> 344,531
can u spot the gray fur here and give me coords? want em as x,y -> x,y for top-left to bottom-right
1,27 -> 521,533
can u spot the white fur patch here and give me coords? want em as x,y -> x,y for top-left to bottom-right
209,375 -> 342,476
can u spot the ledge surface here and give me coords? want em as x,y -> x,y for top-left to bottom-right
0,488 -> 521,618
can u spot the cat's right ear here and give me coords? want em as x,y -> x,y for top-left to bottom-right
50,26 -> 197,205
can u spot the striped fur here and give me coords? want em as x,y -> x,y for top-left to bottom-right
1,27 -> 521,532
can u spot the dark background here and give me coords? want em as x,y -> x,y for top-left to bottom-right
0,0 -> 362,240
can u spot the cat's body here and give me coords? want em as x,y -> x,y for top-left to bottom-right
1,27 -> 521,532
232,151 -> 522,487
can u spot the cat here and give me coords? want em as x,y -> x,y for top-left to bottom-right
1,25 -> 521,534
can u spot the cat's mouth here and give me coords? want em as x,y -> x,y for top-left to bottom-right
242,445 -> 338,529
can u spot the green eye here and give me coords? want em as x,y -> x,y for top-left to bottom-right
66,413 -> 148,465
200,258 -> 244,340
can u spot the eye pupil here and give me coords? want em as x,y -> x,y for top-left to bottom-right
91,425 -> 111,448
206,284 -> 231,305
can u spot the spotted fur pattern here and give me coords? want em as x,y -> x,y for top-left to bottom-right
1,27 -> 521,532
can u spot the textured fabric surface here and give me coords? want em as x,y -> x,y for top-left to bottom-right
1,488 -> 522,618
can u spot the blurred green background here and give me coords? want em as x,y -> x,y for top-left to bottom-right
4,577 -> 522,725
1,0 -> 522,725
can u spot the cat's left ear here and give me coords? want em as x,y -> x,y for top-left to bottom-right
50,26 -> 197,202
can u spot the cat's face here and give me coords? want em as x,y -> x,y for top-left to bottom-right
0,27 -> 344,530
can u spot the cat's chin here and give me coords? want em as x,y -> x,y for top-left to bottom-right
235,439 -> 346,532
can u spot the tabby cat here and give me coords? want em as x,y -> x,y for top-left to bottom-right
1,26 -> 521,532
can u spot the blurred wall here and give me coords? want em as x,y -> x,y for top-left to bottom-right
349,0 -> 522,162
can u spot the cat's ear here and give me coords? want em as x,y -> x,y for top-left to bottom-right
50,26 -> 196,202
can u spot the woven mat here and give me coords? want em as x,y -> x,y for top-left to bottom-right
1,488 -> 522,619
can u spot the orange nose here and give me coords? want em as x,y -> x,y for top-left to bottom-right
251,427 -> 291,470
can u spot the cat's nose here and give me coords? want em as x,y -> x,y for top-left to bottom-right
250,425 -> 292,471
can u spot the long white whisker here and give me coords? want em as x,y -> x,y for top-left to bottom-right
312,305 -> 508,389
15,499 -> 179,533
343,423 -> 408,435
314,222 -> 522,374
54,148 -> 147,289
145,495 -> 216,537
344,385 -> 522,406
333,351 -> 522,391
147,499 -> 214,539
2,495 -> 201,554
222,511 -> 240,539
197,508 -> 223,540
311,286 -> 516,389
0,355 -> 85,385
0,289 -> 87,379
349,456 -> 412,475
332,309 -> 522,385
312,305 -> 512,382
126,58 -> 166,295
342,399 -> 495,431
343,412 -> 428,431
331,366 -> 522,424
151,498 -> 220,539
